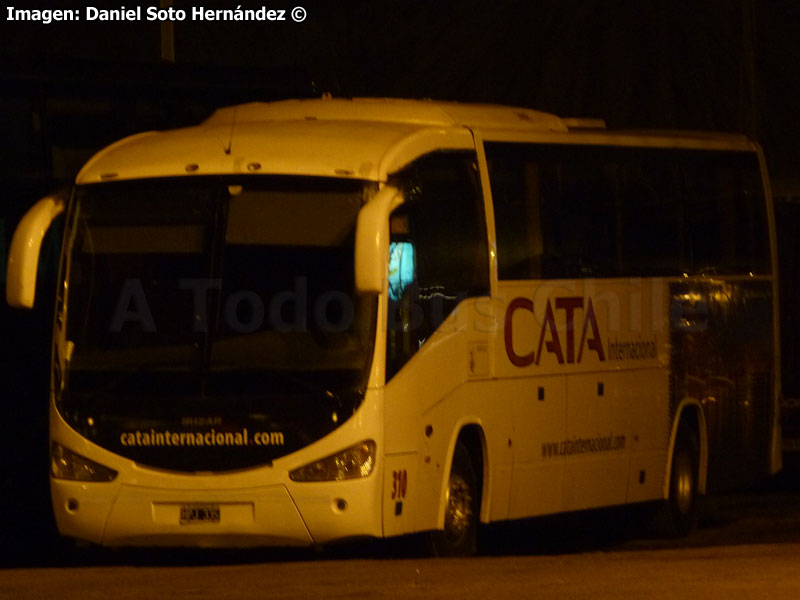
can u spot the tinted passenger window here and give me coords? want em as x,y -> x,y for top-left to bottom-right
620,149 -> 682,275
485,142 -> 769,279
487,143 -> 619,279
538,146 -> 619,277
486,150 -> 538,279
683,151 -> 769,274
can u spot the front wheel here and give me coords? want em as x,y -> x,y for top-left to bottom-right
429,442 -> 479,556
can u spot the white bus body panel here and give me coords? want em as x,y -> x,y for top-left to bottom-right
382,298 -> 511,533
495,278 -> 671,516
381,277 -> 674,531
50,388 -> 385,547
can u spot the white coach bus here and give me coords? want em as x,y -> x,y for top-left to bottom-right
6,98 -> 781,554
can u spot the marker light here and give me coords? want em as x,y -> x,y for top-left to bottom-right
51,442 -> 118,482
289,440 -> 376,482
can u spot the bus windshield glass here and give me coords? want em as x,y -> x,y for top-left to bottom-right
60,176 -> 377,471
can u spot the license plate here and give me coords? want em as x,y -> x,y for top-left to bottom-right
179,504 -> 221,525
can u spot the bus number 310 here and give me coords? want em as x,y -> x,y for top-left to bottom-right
392,469 -> 408,500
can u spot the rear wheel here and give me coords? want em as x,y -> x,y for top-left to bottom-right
430,442 -> 479,556
665,424 -> 700,537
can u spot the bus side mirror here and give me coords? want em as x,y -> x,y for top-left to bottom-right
6,196 -> 65,309
355,186 -> 402,294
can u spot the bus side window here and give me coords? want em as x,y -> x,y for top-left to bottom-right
385,151 -> 489,381
487,143 -> 619,279
485,148 -> 540,279
735,158 -> 770,274
538,146 -> 618,278
620,149 -> 683,276
683,151 -> 769,275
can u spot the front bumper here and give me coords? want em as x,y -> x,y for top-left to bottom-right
52,473 -> 382,547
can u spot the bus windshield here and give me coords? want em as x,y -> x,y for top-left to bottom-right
59,176 -> 377,471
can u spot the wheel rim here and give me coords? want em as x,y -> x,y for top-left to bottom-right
673,451 -> 694,515
443,472 -> 473,543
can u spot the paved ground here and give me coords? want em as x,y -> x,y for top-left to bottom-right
2,542 -> 800,600
1,458 -> 799,599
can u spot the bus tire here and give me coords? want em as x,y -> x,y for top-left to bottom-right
664,423 -> 700,537
429,441 -> 479,557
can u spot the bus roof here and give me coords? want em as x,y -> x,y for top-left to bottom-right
202,97 -> 567,131
76,98 -> 566,184
75,97 -> 756,185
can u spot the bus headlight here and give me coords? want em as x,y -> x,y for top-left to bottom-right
289,440 -> 376,482
51,442 -> 118,482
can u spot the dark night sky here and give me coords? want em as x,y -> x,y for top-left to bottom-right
1,0 -> 798,176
